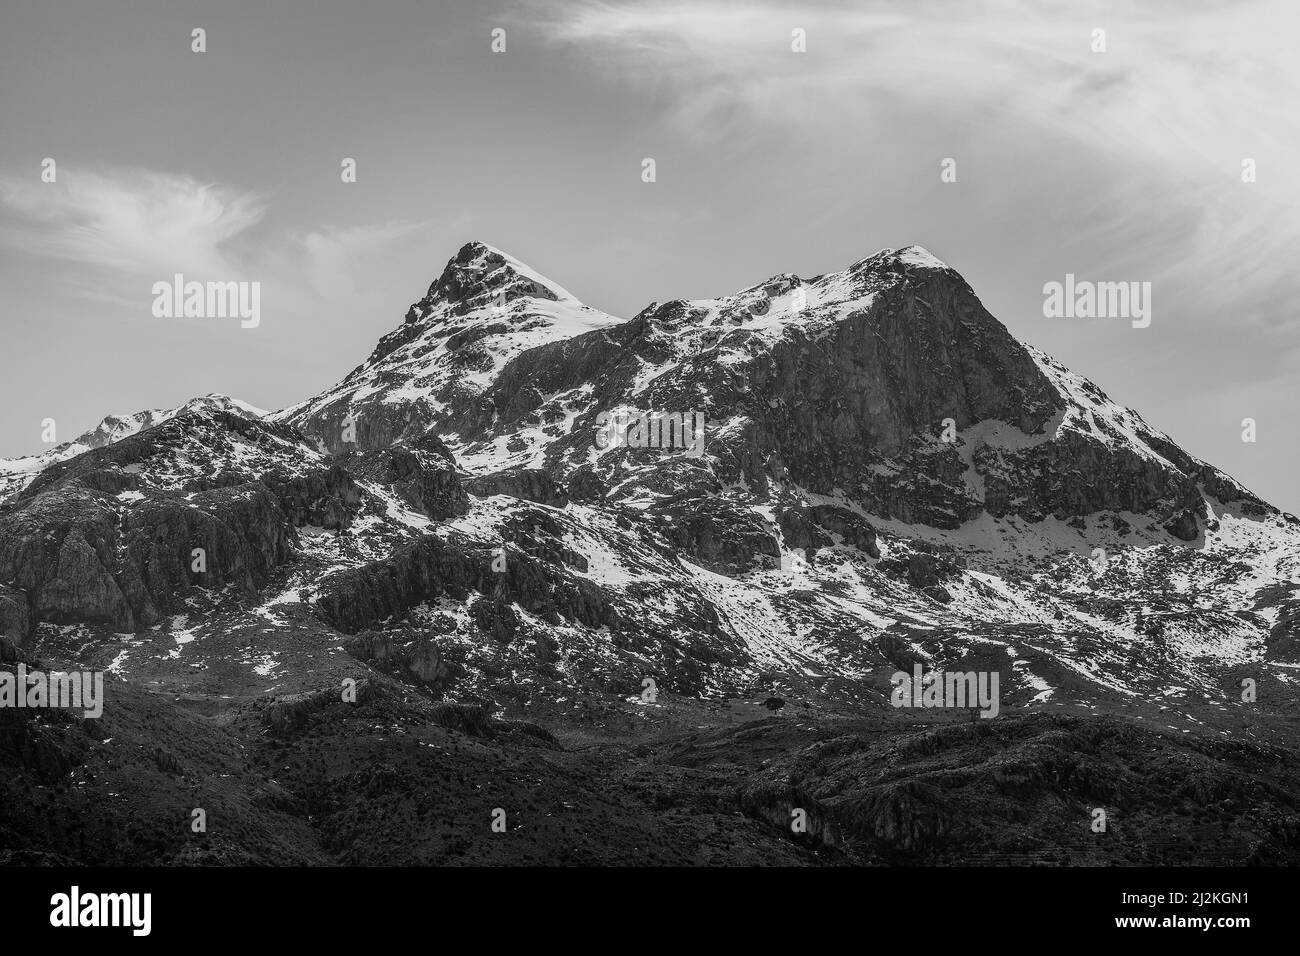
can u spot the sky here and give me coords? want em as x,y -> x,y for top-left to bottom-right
1,0 -> 1297,512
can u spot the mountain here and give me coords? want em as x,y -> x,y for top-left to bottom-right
0,394 -> 266,505
2,241 -> 1298,867
272,241 -> 623,454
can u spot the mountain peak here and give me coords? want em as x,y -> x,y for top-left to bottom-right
65,393 -> 264,450
0,392 -> 267,505
851,245 -> 951,274
894,244 -> 949,269
405,240 -> 578,324
173,393 -> 268,418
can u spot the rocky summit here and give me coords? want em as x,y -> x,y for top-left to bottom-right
2,240 -> 1298,866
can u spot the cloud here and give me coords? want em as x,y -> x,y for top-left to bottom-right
0,165 -> 448,324
526,0 -> 1299,170
0,167 -> 266,279
526,0 -> 1300,330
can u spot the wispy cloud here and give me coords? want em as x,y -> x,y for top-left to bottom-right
0,167 -> 266,279
526,0 -> 1299,166
0,165 -> 444,318
526,0 -> 1300,331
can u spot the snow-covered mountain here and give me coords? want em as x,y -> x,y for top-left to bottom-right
271,241 -> 624,454
3,241 -> 1298,865
0,393 -> 265,504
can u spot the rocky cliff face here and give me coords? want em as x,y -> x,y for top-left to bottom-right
0,412 -> 363,633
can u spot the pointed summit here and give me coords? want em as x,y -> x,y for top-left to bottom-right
273,241 -> 623,452
851,245 -> 951,274
893,245 -> 949,270
405,240 -> 578,324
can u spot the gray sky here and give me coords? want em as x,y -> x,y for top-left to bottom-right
1,0 -> 1297,512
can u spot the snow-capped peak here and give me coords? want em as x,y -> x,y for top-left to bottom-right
73,393 -> 265,448
461,240 -> 580,302
893,244 -> 950,269
271,242 -> 625,450
170,393 -> 268,420
851,245 -> 951,273
403,240 -> 584,325
0,392 -> 267,504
